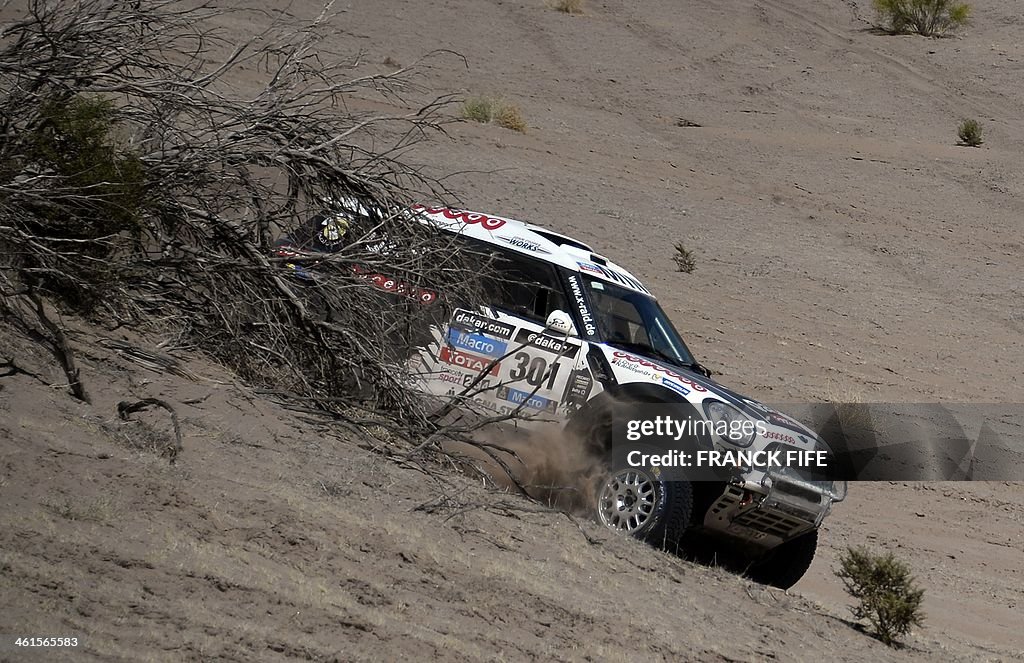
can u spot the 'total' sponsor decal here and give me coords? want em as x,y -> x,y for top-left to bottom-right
439,346 -> 500,376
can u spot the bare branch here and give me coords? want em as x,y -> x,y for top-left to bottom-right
117,398 -> 183,463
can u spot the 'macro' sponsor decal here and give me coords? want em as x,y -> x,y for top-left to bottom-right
412,205 -> 507,231
496,385 -> 557,414
446,328 -> 509,357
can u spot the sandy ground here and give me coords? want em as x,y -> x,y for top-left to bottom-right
0,326 -> 1018,661
2,0 -> 1023,660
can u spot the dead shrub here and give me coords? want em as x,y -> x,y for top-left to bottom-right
673,242 -> 697,273
555,0 -> 585,15
462,96 -> 527,132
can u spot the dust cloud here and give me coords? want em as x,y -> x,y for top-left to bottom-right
445,422 -> 606,515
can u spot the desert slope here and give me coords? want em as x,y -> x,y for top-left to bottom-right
2,0 -> 1023,659
325,0 -> 1024,651
0,324 -> 1014,661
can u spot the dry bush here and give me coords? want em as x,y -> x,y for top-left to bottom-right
673,242 -> 696,273
495,105 -> 527,133
0,1 -> 494,437
461,97 -> 527,133
555,0 -> 585,15
872,0 -> 970,35
45,495 -> 117,523
822,382 -> 878,439
957,118 -> 983,146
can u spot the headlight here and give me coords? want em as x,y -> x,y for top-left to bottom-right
702,399 -> 756,448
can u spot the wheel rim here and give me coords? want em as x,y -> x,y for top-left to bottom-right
597,469 -> 658,534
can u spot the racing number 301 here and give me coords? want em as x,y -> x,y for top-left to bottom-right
508,352 -> 560,389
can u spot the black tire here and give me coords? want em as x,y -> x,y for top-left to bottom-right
594,467 -> 693,553
746,528 -> 819,590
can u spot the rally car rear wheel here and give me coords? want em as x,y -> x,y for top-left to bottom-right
595,467 -> 693,552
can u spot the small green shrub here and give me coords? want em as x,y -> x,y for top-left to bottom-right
957,118 -> 983,146
461,97 -> 526,133
23,95 -> 146,239
555,0 -> 584,14
461,97 -> 496,124
835,546 -> 925,647
872,0 -> 970,36
12,94 -> 148,310
673,242 -> 696,273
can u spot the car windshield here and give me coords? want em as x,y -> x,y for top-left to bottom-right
581,276 -> 697,369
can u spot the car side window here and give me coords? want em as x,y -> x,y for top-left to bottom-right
482,250 -> 567,323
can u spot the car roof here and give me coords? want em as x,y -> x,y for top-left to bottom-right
412,205 -> 653,295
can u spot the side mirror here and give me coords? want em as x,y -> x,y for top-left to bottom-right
545,309 -> 575,336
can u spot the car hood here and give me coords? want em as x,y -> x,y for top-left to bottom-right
599,346 -> 819,439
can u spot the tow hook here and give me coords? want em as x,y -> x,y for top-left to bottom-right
739,491 -> 755,508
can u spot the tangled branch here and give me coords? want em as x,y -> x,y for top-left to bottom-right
0,0 -> 494,435
117,397 -> 183,463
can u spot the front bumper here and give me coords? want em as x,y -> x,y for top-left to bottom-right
702,468 -> 844,548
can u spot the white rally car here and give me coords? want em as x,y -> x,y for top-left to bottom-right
283,202 -> 848,588
395,205 -> 847,589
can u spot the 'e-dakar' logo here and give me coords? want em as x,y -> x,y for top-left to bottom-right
439,346 -> 500,376
513,328 -> 579,357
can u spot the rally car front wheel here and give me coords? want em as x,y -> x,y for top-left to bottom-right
745,528 -> 819,590
595,467 -> 693,552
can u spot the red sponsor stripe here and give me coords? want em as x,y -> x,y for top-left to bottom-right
413,204 -> 507,230
763,430 -> 797,444
611,351 -> 708,392
351,265 -> 438,304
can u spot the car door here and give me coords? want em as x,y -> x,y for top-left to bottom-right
422,248 -> 587,420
